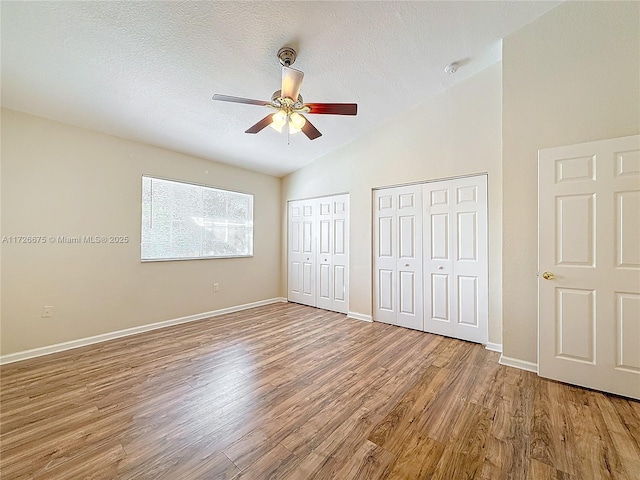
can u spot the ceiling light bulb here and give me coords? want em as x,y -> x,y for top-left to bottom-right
289,112 -> 306,134
270,110 -> 287,133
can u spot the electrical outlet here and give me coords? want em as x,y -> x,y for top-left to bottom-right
42,306 -> 54,318
213,283 -> 219,293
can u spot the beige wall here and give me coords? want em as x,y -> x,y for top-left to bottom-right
502,1 -> 640,363
1,109 -> 282,355
4,1 -> 635,364
282,63 -> 503,345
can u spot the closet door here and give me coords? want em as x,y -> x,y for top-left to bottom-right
289,194 -> 349,313
374,190 -> 398,325
396,186 -> 423,330
331,195 -> 349,314
316,195 -> 349,313
423,181 -> 455,337
316,197 -> 333,311
288,200 -> 305,305
373,186 -> 423,330
288,198 -> 316,307
423,176 -> 488,344
452,176 -> 488,344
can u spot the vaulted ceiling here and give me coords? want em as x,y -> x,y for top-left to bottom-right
1,1 -> 560,176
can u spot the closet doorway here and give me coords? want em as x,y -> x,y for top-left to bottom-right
373,175 -> 488,344
288,194 -> 350,314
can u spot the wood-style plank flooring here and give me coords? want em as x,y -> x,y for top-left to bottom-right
1,303 -> 639,479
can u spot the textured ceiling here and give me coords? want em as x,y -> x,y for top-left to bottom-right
1,1 -> 560,177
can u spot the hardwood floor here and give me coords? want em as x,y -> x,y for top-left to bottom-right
1,302 -> 639,479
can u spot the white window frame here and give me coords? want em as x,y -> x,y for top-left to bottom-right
141,175 -> 254,262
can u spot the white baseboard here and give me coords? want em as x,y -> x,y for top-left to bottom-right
485,342 -> 502,353
499,354 -> 538,373
347,311 -> 373,323
0,297 -> 287,365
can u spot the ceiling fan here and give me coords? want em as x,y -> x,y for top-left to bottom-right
212,47 -> 357,141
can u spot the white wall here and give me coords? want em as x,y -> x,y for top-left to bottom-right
1,109 -> 282,355
502,1 -> 640,363
282,63 -> 503,345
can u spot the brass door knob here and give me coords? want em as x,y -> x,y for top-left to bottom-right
542,271 -> 555,280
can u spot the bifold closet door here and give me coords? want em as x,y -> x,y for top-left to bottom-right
316,195 -> 349,314
288,199 -> 316,307
288,194 -> 349,313
373,185 -> 423,330
423,176 -> 488,344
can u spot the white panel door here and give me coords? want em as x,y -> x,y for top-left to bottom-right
300,199 -> 317,307
315,194 -> 349,313
316,197 -> 333,311
288,201 -> 305,304
331,194 -> 350,314
539,134 -> 640,400
374,190 -> 397,325
396,186 -> 423,330
451,176 -> 488,343
288,194 -> 349,313
288,198 -> 317,307
373,186 -> 423,330
423,176 -> 488,344
423,181 -> 455,337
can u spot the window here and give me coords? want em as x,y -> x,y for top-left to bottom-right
141,176 -> 253,261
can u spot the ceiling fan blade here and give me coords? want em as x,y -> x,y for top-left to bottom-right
300,115 -> 322,140
305,103 -> 358,115
281,67 -> 304,100
213,94 -> 270,106
245,114 -> 274,134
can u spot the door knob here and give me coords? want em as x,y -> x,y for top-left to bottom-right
438,266 -> 444,270
542,271 -> 555,280
404,263 -> 410,267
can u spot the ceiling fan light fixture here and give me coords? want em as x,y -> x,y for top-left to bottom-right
270,110 -> 287,133
289,112 -> 306,134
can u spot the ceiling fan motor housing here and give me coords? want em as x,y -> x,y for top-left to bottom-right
277,47 -> 297,67
271,90 -> 304,108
